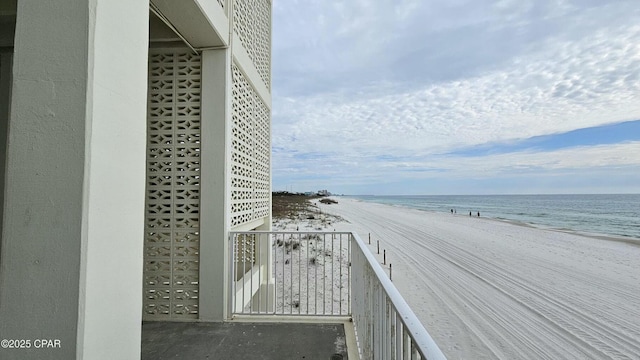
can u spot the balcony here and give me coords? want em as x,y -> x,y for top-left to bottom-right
228,231 -> 446,359
142,231 -> 446,359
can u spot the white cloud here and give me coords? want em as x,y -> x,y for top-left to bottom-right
272,1 -> 640,193
275,141 -> 640,183
276,142 -> 640,194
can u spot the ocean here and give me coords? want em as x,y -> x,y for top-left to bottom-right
349,194 -> 640,240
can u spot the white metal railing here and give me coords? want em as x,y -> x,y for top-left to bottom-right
228,231 -> 447,359
229,231 -> 351,316
350,232 -> 447,360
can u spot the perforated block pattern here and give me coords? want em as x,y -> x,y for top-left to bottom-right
233,0 -> 271,89
231,63 -> 271,228
144,49 -> 201,320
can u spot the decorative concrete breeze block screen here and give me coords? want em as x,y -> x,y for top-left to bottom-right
144,49 -> 201,320
231,63 -> 271,228
233,0 -> 271,89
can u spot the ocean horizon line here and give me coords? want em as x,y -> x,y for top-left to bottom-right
340,192 -> 640,197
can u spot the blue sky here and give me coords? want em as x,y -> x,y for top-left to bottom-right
448,120 -> 640,156
271,1 -> 640,195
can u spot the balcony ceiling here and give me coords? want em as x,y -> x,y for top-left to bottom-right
149,11 -> 182,45
149,0 -> 226,48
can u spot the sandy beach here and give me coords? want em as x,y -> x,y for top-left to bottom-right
308,197 -> 640,360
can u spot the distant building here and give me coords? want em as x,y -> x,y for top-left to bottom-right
0,1 -> 272,359
318,190 -> 331,196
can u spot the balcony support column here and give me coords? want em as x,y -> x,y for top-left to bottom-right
0,1 -> 148,359
199,48 -> 232,321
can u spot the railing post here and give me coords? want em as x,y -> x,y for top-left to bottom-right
384,249 -> 386,265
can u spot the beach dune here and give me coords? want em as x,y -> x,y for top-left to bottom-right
315,197 -> 640,360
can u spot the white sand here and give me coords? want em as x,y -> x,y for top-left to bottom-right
271,209 -> 351,315
270,232 -> 351,315
312,197 -> 640,360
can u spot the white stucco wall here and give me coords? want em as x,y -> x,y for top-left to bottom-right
0,52 -> 12,240
0,1 -> 90,358
77,0 -> 148,358
0,1 -> 148,359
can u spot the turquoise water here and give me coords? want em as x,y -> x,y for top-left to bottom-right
349,194 -> 640,239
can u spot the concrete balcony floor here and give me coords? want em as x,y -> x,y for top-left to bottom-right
142,320 -> 352,360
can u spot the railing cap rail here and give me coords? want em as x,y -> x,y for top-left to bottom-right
351,232 -> 447,360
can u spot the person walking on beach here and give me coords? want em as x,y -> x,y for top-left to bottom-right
451,209 -> 454,214
469,211 -> 472,216
477,211 -> 480,217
